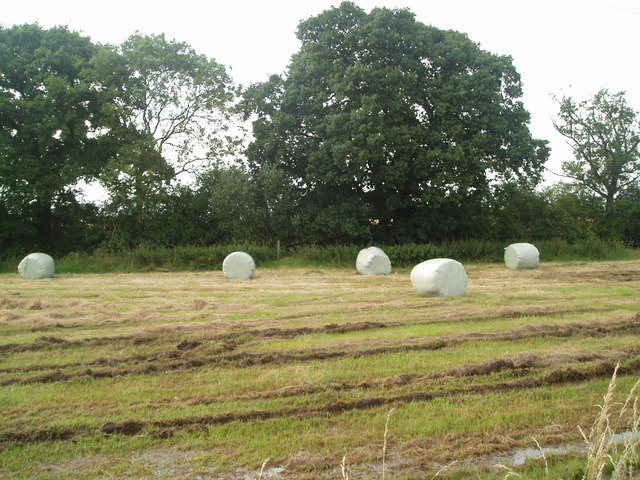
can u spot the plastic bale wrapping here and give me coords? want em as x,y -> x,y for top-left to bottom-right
410,258 -> 468,297
222,251 -> 255,279
18,253 -> 55,279
356,246 -> 392,275
504,243 -> 540,269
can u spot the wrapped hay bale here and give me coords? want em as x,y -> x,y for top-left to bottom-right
18,253 -> 55,279
504,243 -> 539,269
410,258 -> 468,297
222,251 -> 255,279
356,246 -> 392,275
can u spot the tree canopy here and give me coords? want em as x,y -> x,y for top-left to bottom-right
98,33 -> 238,242
553,89 -> 640,212
0,24 -> 120,250
243,2 -> 549,244
114,33 -> 236,176
3,16 -> 639,255
0,26 -> 239,252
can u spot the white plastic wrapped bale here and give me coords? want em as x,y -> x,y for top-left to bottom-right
504,243 -> 540,269
410,258 -> 468,297
18,252 -> 55,279
222,251 -> 255,279
356,246 -> 392,275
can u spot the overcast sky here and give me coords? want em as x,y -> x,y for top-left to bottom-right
4,0 -> 640,186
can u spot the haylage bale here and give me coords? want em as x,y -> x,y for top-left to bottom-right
18,252 -> 55,279
504,243 -> 539,269
410,258 -> 468,297
356,246 -> 392,275
222,251 -> 255,279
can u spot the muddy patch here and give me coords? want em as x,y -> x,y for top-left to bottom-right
176,340 -> 202,351
100,420 -> 144,436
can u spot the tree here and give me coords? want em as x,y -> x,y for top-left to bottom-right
243,2 -> 549,244
610,184 -> 640,246
0,24 -> 119,252
544,183 -> 604,242
488,182 -> 556,241
195,167 -> 258,243
100,33 -> 238,226
553,89 -> 640,213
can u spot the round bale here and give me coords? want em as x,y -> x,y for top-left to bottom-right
222,251 -> 255,279
18,252 -> 55,279
410,258 -> 468,297
356,246 -> 392,275
504,243 -> 539,269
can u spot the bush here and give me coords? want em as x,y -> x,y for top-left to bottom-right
0,240 -> 637,274
51,245 -> 278,273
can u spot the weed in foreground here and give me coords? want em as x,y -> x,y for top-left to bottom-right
580,363 -> 640,480
258,458 -> 271,480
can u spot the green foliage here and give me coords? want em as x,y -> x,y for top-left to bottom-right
0,24 -> 120,252
609,185 -> 640,247
307,239 -> 637,267
488,182 -> 557,241
99,33 -> 238,239
553,89 -> 640,210
116,32 -> 237,170
1,239 -> 636,274
543,184 -> 605,242
243,2 -> 549,245
195,167 -> 264,243
2,19 -> 640,255
535,238 -> 637,262
289,244 -> 363,266
51,245 -> 278,273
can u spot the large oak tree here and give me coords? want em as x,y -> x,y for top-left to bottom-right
0,24 -> 119,251
243,2 -> 549,244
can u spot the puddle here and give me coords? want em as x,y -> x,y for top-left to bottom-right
508,443 -> 587,466
469,431 -> 640,468
242,465 -> 285,479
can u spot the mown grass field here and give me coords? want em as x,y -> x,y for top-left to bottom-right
1,260 -> 639,479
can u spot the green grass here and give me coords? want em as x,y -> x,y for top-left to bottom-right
1,261 -> 640,479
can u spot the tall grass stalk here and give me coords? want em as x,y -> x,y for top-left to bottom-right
341,455 -> 350,480
582,363 -> 640,480
257,457 -> 270,480
382,408 -> 395,480
430,460 -> 458,479
532,437 -> 549,476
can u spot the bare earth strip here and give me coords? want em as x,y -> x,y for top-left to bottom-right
0,260 -> 639,479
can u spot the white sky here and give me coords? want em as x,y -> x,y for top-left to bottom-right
4,0 -> 640,186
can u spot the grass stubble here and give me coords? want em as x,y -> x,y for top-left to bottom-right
0,261 -> 639,479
